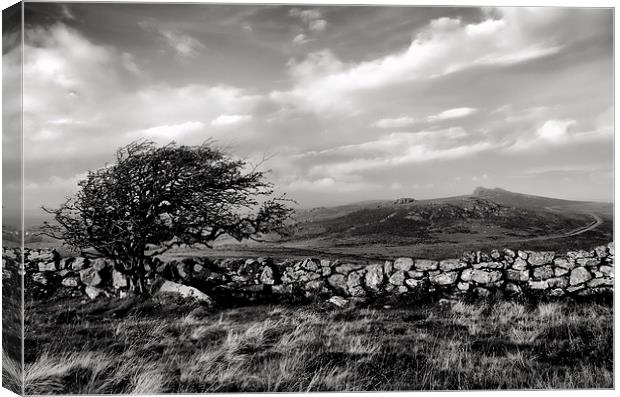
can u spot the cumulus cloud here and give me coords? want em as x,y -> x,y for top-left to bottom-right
427,107 -> 477,122
290,8 -> 327,31
21,23 -> 264,186
289,7 -> 327,43
292,33 -> 309,45
211,114 -> 253,126
536,119 -> 575,143
139,20 -> 205,57
128,121 -> 206,140
272,9 -> 571,113
373,116 -> 416,129
507,118 -> 611,152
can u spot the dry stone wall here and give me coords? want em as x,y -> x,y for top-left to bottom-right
3,242 -> 614,303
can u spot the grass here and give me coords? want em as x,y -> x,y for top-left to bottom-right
23,295 -> 613,393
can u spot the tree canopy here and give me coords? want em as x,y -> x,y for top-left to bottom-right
42,140 -> 294,292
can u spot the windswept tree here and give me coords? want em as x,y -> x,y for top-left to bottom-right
41,140 -> 295,293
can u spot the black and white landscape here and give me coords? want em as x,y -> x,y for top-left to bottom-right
1,2 -> 614,394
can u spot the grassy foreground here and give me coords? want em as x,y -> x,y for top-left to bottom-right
23,296 -> 613,393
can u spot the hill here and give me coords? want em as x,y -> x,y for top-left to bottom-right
204,187 -> 612,260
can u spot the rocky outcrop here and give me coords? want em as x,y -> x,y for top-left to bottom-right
5,242 -> 614,303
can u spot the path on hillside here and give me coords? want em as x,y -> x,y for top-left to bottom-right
505,211 -> 603,244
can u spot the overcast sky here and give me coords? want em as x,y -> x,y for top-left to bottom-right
3,3 -> 614,223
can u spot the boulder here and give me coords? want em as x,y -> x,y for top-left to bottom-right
364,264 -> 384,292
155,280 -> 215,304
546,277 -> 568,289
549,288 -> 565,297
503,248 -> 516,258
71,257 -> 89,271
328,274 -> 347,293
528,280 -> 548,290
430,271 -> 458,285
554,267 -> 569,277
599,265 -> 613,277
512,257 -> 528,271
79,268 -> 102,287
260,266 -> 276,285
490,249 -> 501,260
439,259 -> 466,272
334,263 -> 363,275
397,286 -> 409,294
569,267 -> 592,286
327,296 -> 349,308
112,270 -> 128,289
304,279 -> 326,293
532,265 -> 554,280
38,262 -> 57,272
29,250 -> 54,262
460,269 -> 502,285
405,278 -> 422,289
576,258 -> 599,268
388,271 -> 406,286
346,271 -> 363,290
457,282 -> 470,291
84,286 -> 106,300
594,245 -> 608,258
32,272 -> 48,285
506,269 -> 529,282
393,258 -> 414,271
61,277 -> 80,288
414,259 -> 438,271
91,258 -> 110,271
567,250 -> 594,259
527,251 -> 555,266
406,270 -> 424,279
299,258 -> 320,272
608,242 -> 614,256
587,278 -> 613,288
553,258 -> 575,270
472,262 -> 504,270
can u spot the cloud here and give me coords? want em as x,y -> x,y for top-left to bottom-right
139,21 -> 205,57
60,5 -> 75,20
373,116 -> 416,129
211,114 -> 253,126
290,8 -> 327,31
285,177 -> 378,193
309,19 -> 327,32
21,23 -> 265,188
121,52 -> 141,74
536,119 -> 575,143
427,107 -> 477,122
272,9 -> 570,114
129,121 -> 206,140
289,7 -> 327,42
292,33 -> 309,45
507,118 -> 611,152
302,128 -> 493,178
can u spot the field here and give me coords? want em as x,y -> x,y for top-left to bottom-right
22,294 -> 613,393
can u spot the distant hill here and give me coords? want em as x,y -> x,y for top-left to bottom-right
284,187 -> 612,254
471,187 -> 591,209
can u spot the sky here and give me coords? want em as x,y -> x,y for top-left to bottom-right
2,2 -> 614,224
